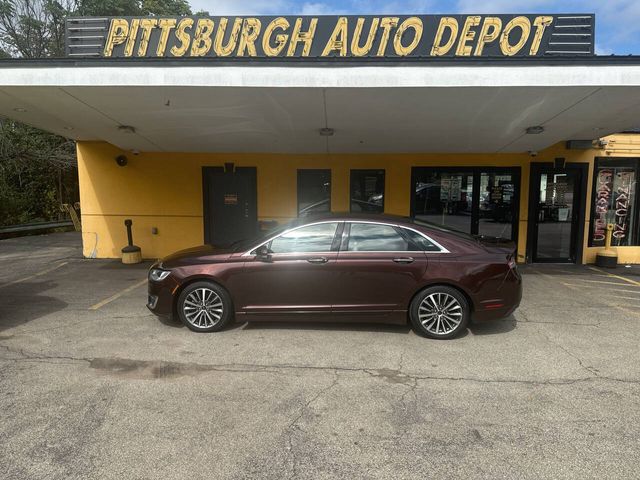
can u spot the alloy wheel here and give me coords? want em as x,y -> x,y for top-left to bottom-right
183,287 -> 224,328
418,292 -> 463,336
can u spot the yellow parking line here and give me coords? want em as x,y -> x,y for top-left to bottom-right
580,279 -> 635,286
89,279 -> 147,311
588,267 -> 640,287
0,261 -> 69,289
561,283 -> 640,295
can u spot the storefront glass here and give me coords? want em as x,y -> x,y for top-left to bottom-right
414,171 -> 474,233
298,169 -> 331,216
590,158 -> 639,247
535,172 -> 577,260
350,170 -> 385,213
479,172 -> 517,239
412,167 -> 519,241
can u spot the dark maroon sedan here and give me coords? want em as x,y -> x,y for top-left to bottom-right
147,214 -> 521,339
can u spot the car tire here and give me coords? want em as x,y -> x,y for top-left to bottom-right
177,281 -> 233,333
409,286 -> 469,339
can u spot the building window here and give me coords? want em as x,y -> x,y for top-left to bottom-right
350,169 -> 385,213
298,170 -> 331,216
411,167 -> 520,241
590,158 -> 639,247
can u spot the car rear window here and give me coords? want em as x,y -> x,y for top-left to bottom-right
401,228 -> 443,252
347,223 -> 410,252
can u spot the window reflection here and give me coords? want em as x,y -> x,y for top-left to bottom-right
350,170 -> 385,213
347,223 -> 409,251
479,173 -> 515,239
413,171 -> 474,233
269,222 -> 338,253
298,170 -> 331,216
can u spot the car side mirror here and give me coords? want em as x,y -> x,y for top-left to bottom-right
255,245 -> 271,260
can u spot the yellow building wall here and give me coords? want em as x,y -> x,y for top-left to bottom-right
77,137 -> 640,263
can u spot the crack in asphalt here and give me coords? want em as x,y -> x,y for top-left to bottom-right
0,343 -> 638,386
516,310 -> 600,327
535,325 -> 602,377
284,369 -> 340,480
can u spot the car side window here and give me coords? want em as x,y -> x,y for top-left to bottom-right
269,222 -> 339,254
402,228 -> 443,252
346,223 -> 410,252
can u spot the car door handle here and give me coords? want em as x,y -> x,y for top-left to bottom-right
393,257 -> 415,264
307,257 -> 329,264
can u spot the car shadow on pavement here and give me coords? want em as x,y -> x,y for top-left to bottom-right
0,280 -> 68,332
240,321 -> 413,334
469,316 -> 517,336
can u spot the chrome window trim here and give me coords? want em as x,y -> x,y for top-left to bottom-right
399,225 -> 450,254
241,220 -> 342,257
241,219 -> 450,256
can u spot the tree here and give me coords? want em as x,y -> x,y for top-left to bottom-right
0,0 -> 196,226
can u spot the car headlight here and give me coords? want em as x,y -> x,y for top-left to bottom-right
149,268 -> 171,282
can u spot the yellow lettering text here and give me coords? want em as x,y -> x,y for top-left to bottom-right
103,19 -> 129,57
394,17 -> 423,56
474,17 -> 502,56
287,18 -> 318,56
237,18 -> 261,56
530,16 -> 553,55
214,17 -> 243,56
137,19 -> 157,56
377,17 -> 399,56
156,18 -> 177,56
431,17 -> 458,56
322,17 -> 348,56
500,16 -> 531,56
262,17 -> 290,56
190,18 -> 215,56
351,17 -> 379,56
455,16 -> 480,56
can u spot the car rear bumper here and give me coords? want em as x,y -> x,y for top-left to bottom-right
472,271 -> 522,322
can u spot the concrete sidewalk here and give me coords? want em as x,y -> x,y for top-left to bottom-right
0,233 -> 639,479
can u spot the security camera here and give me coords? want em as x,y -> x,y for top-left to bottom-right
528,151 -> 538,157
115,155 -> 128,167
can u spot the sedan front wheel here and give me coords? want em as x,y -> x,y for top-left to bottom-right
177,281 -> 233,332
410,286 -> 469,339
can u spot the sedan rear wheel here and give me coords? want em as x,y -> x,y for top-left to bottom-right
410,286 -> 469,339
177,281 -> 232,332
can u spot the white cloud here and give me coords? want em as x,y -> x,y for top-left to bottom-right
300,2 -> 338,15
188,0 -> 291,15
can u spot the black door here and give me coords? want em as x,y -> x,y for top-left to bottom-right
203,166 -> 257,246
528,164 -> 587,263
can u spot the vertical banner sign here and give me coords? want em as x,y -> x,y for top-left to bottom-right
592,169 -> 613,246
592,168 -> 637,247
66,14 -> 595,59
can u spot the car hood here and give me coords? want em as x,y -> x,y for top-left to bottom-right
160,245 -> 234,268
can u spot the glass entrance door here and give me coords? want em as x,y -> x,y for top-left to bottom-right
531,169 -> 581,262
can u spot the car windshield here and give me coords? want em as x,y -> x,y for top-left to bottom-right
230,219 -> 302,252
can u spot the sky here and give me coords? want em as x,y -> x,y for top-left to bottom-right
188,0 -> 640,55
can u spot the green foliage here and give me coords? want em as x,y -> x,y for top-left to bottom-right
0,0 -> 199,226
141,0 -> 192,16
0,119 -> 77,225
77,0 -> 193,16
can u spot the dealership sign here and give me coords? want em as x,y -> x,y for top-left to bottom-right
66,14 -> 595,59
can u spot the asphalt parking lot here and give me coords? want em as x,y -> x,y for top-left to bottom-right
1,233 -> 639,479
